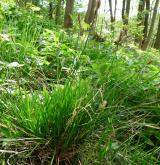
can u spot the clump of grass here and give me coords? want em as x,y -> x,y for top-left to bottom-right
0,81 -> 103,164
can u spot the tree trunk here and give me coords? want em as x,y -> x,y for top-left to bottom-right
154,15 -> 160,49
135,0 -> 145,43
114,0 -> 117,21
142,0 -> 159,50
109,0 -> 114,23
109,0 -> 117,31
141,0 -> 150,47
49,2 -> 53,19
55,0 -> 62,24
84,0 -> 101,25
122,0 -> 126,21
137,0 -> 145,26
116,0 -> 131,45
64,0 -> 75,28
109,0 -> 115,30
124,0 -> 131,25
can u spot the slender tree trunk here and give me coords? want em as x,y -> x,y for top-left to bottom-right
124,0 -> 131,25
116,0 -> 131,45
154,15 -> 160,49
137,0 -> 145,26
49,2 -> 53,19
55,0 -> 61,24
122,0 -> 126,21
114,0 -> 117,21
64,0 -> 75,28
142,0 -> 159,50
84,0 -> 101,25
109,0 -> 114,30
109,0 -> 114,23
141,0 -> 150,47
135,0 -> 145,43
84,0 -> 102,42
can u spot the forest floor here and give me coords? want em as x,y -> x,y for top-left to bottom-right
0,3 -> 160,165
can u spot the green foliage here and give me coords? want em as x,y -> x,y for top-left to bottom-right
1,81 -> 92,138
38,29 -> 90,82
1,1 -> 160,164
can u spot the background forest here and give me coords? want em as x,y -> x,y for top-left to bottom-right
1,0 -> 160,164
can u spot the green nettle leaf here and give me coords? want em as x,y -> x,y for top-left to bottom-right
30,6 -> 41,12
81,21 -> 90,30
